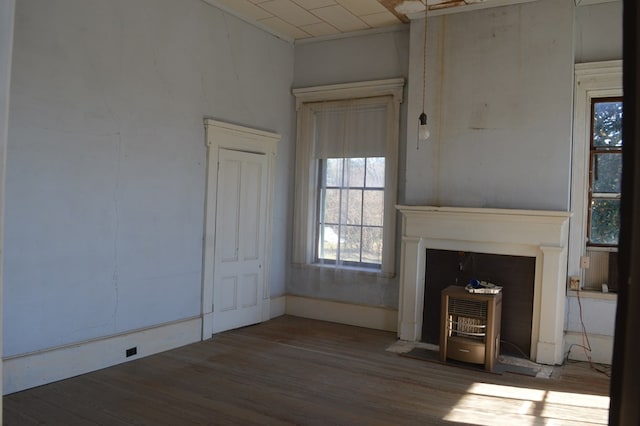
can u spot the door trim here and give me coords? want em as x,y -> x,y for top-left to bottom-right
202,119 -> 280,339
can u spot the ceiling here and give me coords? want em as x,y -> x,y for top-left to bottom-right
204,0 -> 418,42
204,0 -> 617,43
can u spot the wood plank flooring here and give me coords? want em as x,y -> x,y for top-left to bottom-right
4,316 -> 610,425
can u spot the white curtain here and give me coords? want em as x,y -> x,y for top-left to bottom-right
313,97 -> 388,159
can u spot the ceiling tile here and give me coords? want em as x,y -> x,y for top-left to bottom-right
299,22 -> 341,37
259,0 -> 322,26
359,11 -> 401,27
312,5 -> 369,32
291,0 -> 337,8
216,0 -> 273,20
335,0 -> 388,16
258,16 -> 313,39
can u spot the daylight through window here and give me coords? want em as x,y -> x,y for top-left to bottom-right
317,157 -> 385,268
588,97 -> 623,246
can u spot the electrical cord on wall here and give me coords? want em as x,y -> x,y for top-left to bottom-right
564,287 -> 611,377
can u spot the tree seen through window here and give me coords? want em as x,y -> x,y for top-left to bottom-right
317,157 -> 385,267
589,98 -> 623,246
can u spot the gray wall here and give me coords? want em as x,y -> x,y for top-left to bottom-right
293,29 -> 410,88
575,0 -> 622,63
405,0 -> 575,210
290,29 -> 410,308
0,0 -> 16,408
565,0 -> 622,353
4,0 -> 294,357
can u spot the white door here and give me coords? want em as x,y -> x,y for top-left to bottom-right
211,148 -> 268,334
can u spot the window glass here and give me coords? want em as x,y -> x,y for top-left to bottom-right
588,98 -> 622,247
317,157 -> 385,268
365,157 -> 385,188
345,190 -> 362,225
362,191 -> 384,226
590,199 -> 621,245
592,101 -> 623,147
346,158 -> 365,187
323,189 -> 340,223
591,153 -> 622,193
362,227 -> 383,265
325,158 -> 342,187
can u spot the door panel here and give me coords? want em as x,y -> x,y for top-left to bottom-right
217,159 -> 240,262
212,149 -> 267,333
240,273 -> 259,309
219,276 -> 238,312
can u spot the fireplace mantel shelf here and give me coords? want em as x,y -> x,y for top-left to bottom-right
396,205 -> 572,219
396,205 -> 571,365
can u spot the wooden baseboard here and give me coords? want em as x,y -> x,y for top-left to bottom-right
3,296 -> 396,394
270,295 -> 286,318
564,331 -> 613,364
3,316 -> 202,395
285,295 -> 398,332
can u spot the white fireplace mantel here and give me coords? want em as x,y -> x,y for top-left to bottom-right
396,205 -> 571,365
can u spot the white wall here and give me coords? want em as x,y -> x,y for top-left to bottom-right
565,294 -> 616,363
4,0 -> 294,358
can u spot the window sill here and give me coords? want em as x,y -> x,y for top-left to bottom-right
586,246 -> 618,253
567,289 -> 617,301
292,262 -> 395,279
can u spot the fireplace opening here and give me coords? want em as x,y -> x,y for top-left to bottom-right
422,249 -> 536,358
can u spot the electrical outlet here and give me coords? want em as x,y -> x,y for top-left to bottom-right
569,276 -> 580,290
580,256 -> 590,269
126,347 -> 137,357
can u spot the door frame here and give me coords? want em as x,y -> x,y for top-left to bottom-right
202,119 -> 279,339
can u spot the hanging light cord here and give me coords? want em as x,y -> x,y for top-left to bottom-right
418,6 -> 428,149
422,8 -> 427,116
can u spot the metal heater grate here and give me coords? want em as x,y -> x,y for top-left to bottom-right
448,297 -> 488,319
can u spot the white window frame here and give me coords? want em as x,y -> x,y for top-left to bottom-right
568,60 -> 622,286
292,79 -> 404,278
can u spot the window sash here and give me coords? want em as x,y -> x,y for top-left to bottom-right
316,158 -> 385,268
587,96 -> 623,247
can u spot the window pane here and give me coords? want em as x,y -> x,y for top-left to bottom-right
593,101 -> 623,147
323,188 -> 340,224
362,227 -> 383,264
362,190 -> 384,226
592,153 -> 622,193
590,199 -> 620,245
325,158 -> 343,187
316,157 -> 384,268
340,226 -> 362,262
366,157 -> 385,188
346,158 -> 365,187
343,189 -> 362,225
318,224 -> 339,260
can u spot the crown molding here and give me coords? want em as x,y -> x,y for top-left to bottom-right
575,0 -> 620,5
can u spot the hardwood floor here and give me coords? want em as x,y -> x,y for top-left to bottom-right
4,316 -> 610,425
